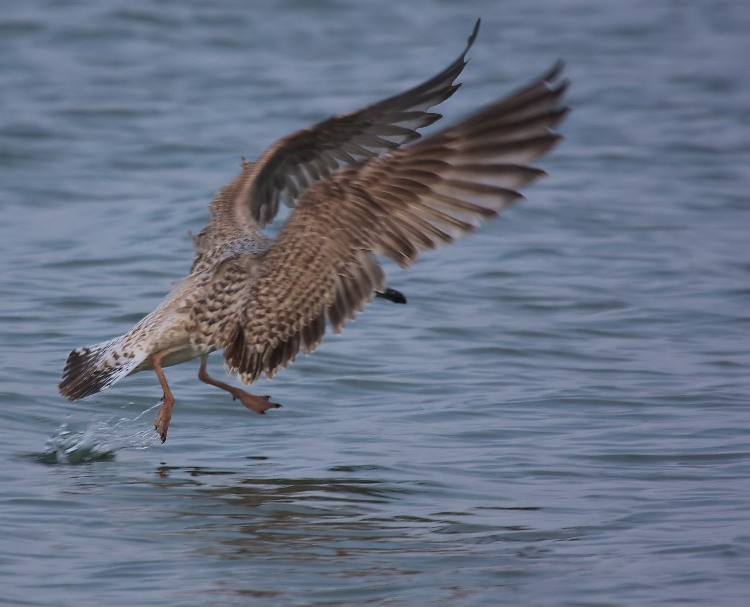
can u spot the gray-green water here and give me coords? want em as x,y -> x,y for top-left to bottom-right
2,0 -> 749,605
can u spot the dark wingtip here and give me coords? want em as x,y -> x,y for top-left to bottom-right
376,288 -> 407,304
468,18 -> 481,50
543,59 -> 565,83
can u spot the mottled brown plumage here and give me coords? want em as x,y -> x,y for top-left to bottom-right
59,20 -> 569,442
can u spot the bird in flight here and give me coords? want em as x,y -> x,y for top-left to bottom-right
59,20 -> 568,442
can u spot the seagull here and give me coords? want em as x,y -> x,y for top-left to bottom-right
59,20 -> 568,442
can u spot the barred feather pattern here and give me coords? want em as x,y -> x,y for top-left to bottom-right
209,20 -> 481,233
224,62 -> 568,384
59,337 -> 147,401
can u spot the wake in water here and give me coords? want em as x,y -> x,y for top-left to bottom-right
39,402 -> 162,464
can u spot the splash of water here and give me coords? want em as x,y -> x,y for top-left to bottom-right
39,403 -> 161,464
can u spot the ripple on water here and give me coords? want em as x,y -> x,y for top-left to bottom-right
36,403 -> 162,464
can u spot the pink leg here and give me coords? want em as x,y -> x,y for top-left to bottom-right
198,355 -> 281,415
152,350 -> 176,443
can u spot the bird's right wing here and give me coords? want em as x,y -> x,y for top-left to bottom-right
224,61 -> 569,384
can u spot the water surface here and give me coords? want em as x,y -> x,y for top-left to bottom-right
1,0 -> 749,605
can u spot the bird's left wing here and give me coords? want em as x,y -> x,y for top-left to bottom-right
195,19 -> 480,250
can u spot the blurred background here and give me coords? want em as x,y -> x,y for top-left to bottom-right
1,0 -> 749,605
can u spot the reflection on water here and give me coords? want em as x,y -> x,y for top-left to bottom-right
127,464 -> 586,605
150,464 -> 550,550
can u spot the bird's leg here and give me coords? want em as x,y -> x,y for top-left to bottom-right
152,349 -> 177,443
198,355 -> 281,415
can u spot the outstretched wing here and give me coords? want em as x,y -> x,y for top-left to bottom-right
195,19 -> 480,258
246,19 -> 481,228
223,62 -> 569,384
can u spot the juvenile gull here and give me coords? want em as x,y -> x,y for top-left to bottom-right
59,20 -> 568,442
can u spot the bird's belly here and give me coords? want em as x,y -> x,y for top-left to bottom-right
160,344 -> 210,368
134,343 -> 211,373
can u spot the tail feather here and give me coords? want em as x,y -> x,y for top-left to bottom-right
59,337 -> 146,401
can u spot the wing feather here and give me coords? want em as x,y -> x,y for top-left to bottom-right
223,62 -> 569,383
238,19 -> 481,228
191,20 -> 481,271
